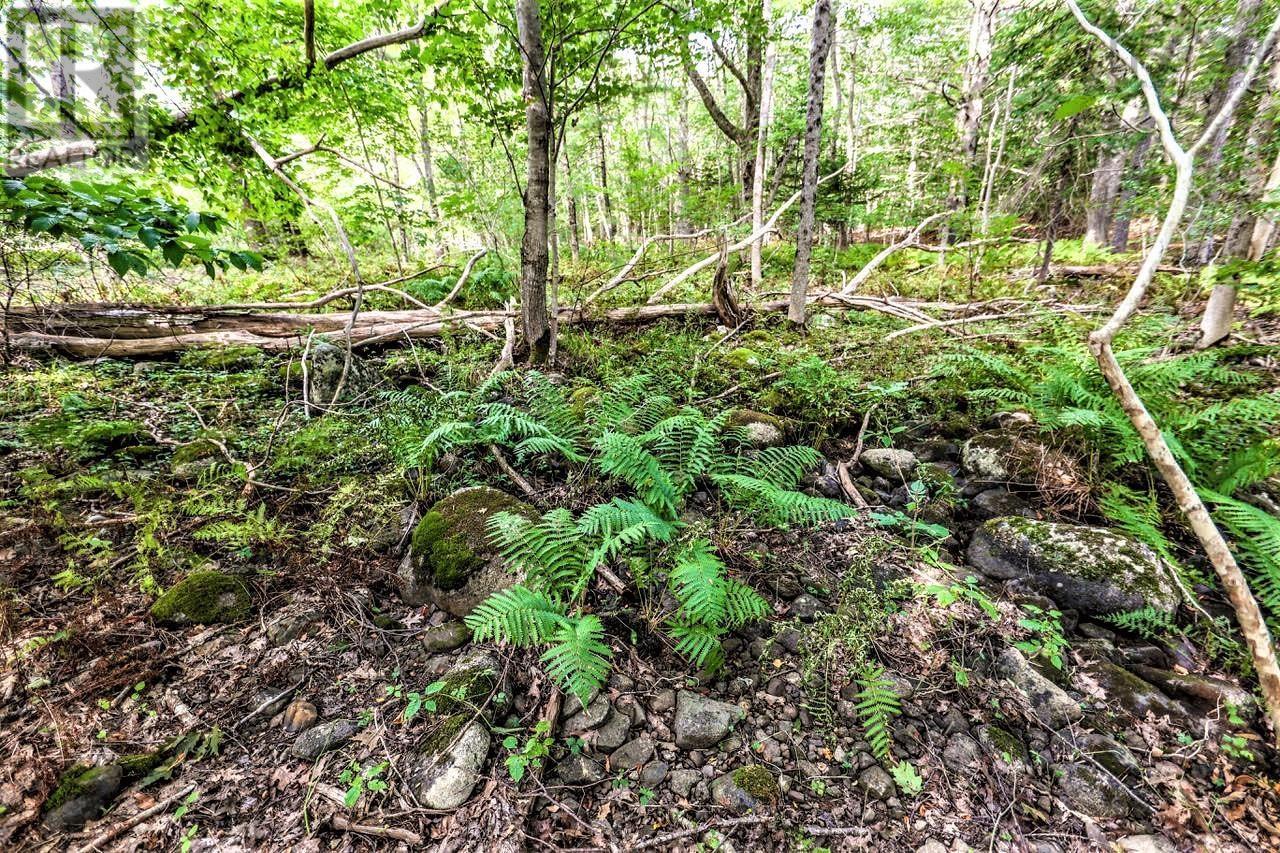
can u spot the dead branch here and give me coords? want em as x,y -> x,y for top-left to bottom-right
71,783 -> 197,853
434,248 -> 489,310
837,211 -> 948,295
1068,0 -> 1280,744
330,815 -> 423,845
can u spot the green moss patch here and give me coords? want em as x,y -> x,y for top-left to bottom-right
732,764 -> 780,800
44,763 -> 121,814
410,487 -> 535,591
151,570 -> 251,624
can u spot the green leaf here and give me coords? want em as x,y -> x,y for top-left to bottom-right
1053,94 -> 1097,121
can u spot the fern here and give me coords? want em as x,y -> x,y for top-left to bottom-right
1104,607 -> 1177,641
666,540 -> 769,669
1201,489 -> 1280,622
465,584 -> 565,644
854,664 -> 902,762
712,473 -> 855,527
594,431 -> 681,519
541,614 -> 613,702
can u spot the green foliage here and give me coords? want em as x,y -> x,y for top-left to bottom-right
1104,607 -> 1177,641
1,176 -> 261,277
1014,604 -> 1069,671
502,720 -> 553,783
854,664 -> 902,762
891,760 -> 924,796
338,761 -> 388,809
666,540 -> 769,669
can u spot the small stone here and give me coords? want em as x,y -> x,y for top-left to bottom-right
857,765 -> 895,800
650,689 -> 676,714
592,709 -> 631,752
711,765 -> 780,813
639,761 -> 669,787
674,690 -> 745,750
556,754 -> 606,785
993,647 -> 1082,728
282,699 -> 318,733
971,489 -> 1034,519
860,448 -> 919,481
421,621 -> 472,653
291,719 -> 358,760
916,841 -> 949,853
790,594 -> 822,622
668,769 -> 700,798
267,610 -> 320,645
1116,835 -> 1178,853
609,736 -> 655,771
941,732 -> 981,772
564,694 -> 612,736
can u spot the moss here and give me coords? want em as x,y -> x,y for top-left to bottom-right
732,765 -> 780,800
410,487 -> 535,592
115,751 -> 166,778
981,725 -> 1029,763
568,385 -> 599,415
44,764 -> 116,813
179,345 -> 264,371
739,330 -> 775,347
150,570 -> 251,625
723,347 -> 764,370
432,662 -> 498,716
991,517 -> 1163,596
420,713 -> 469,757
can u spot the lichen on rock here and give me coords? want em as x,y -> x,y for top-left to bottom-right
150,570 -> 251,625
726,409 -> 786,449
401,486 -> 536,616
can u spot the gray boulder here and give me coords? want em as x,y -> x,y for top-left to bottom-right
993,647 -> 1082,728
860,448 -> 919,481
674,690 -> 745,749
1080,660 -> 1189,724
711,766 -> 779,813
968,517 -> 1178,618
291,718 -> 358,761
1055,761 -> 1141,819
414,718 -> 491,809
305,341 -> 377,413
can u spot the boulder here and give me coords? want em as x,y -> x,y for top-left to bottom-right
726,409 -> 786,449
674,690 -> 745,749
43,763 -> 124,831
860,448 -> 919,481
400,487 -> 537,616
711,765 -> 779,813
150,571 -> 251,625
1080,660 -> 1189,724
941,732 -> 981,772
967,517 -> 1178,618
992,647 -> 1082,728
1127,665 -> 1256,721
304,341 -> 377,413
971,489 -> 1035,519
413,717 -> 490,809
1055,761 -> 1140,819
421,621 -> 472,653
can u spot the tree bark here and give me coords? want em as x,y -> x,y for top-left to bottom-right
948,0 -> 998,226
1083,98 -> 1142,247
517,0 -> 551,362
788,0 -> 835,325
750,0 -> 777,291
1067,0 -> 1280,746
596,118 -> 615,241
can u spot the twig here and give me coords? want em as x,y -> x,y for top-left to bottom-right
634,816 -> 771,849
330,814 -> 423,845
433,248 -> 488,310
232,681 -> 300,731
489,443 -> 537,499
71,783 -> 196,853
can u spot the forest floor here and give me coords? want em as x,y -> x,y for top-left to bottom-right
3,269 -> 1280,852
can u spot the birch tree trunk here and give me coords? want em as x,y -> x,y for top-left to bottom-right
1067,0 -> 1280,744
788,0 -> 835,325
947,0 -> 998,230
517,0 -> 551,362
751,0 -> 777,291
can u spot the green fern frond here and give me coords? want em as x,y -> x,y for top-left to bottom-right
855,664 -> 902,762
594,431 -> 681,518
712,473 -> 854,527
666,619 -> 725,670
541,613 -> 613,702
465,585 -> 566,645
1104,607 -> 1176,641
717,445 -> 823,490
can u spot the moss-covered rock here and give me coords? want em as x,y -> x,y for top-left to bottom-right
430,653 -> 500,716
43,763 -> 123,831
400,486 -> 536,616
723,347 -> 765,370
726,409 -> 786,449
967,517 -> 1178,618
150,570 -> 251,625
413,716 -> 490,809
960,429 -> 1085,501
304,340 -> 377,414
712,765 -> 779,813
179,345 -> 265,371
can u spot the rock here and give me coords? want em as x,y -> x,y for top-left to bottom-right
430,652 -> 502,716
304,341 -> 376,414
609,736 -> 654,771
860,448 -> 919,481
555,754 -> 606,785
400,487 -> 538,616
941,732 -> 981,772
857,765 -> 895,800
727,409 -> 786,448
961,430 -> 1078,487
976,725 -> 1031,772
915,438 -> 959,463
639,760 -> 669,787
291,719 -> 358,760
564,694 -> 612,737
967,517 -> 1177,618
1081,659 -> 1188,724
790,593 -> 823,622
1055,761 -> 1138,819
421,621 -> 472,653
282,699 -> 317,733
971,488 -> 1034,519
267,609 -> 320,645
414,718 -> 490,809
668,769 -> 701,798
916,842 -> 949,853
674,690 -> 745,749
1116,835 -> 1178,853
1066,732 -> 1141,782
650,689 -> 676,714
1127,665 -> 1256,720
43,763 -> 124,831
150,570 -> 251,625
992,647 -> 1082,728
592,709 -> 631,752
711,766 -> 779,813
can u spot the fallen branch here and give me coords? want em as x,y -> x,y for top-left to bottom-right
634,816 -> 771,850
1068,0 -> 1280,744
837,211 -> 948,295
330,815 -> 423,845
645,167 -> 845,304
71,783 -> 197,853
434,248 -> 489,310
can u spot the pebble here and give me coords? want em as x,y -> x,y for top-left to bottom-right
420,621 -> 472,653
668,769 -> 701,798
857,765 -> 895,800
291,718 -> 358,760
639,761 -> 668,787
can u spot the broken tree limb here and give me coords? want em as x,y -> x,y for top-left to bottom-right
433,248 -> 488,310
645,166 -> 845,304
1,292 -> 995,357
1196,283 -> 1236,348
1068,0 -> 1280,745
582,225 -> 734,306
838,211 -> 947,295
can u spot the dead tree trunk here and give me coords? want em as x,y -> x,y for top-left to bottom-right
788,0 -> 835,325
517,0 -> 552,362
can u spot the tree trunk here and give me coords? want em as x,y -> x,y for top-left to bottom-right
517,0 -> 551,362
1225,54 -> 1280,258
417,91 -> 442,222
751,0 -> 777,291
564,154 -> 581,263
1110,127 -> 1154,253
948,0 -> 998,226
675,87 -> 693,234
1083,99 -> 1141,246
596,119 -> 615,241
845,35 -> 858,172
788,0 -> 835,325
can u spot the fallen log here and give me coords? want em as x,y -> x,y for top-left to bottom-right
1,294 -> 999,358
